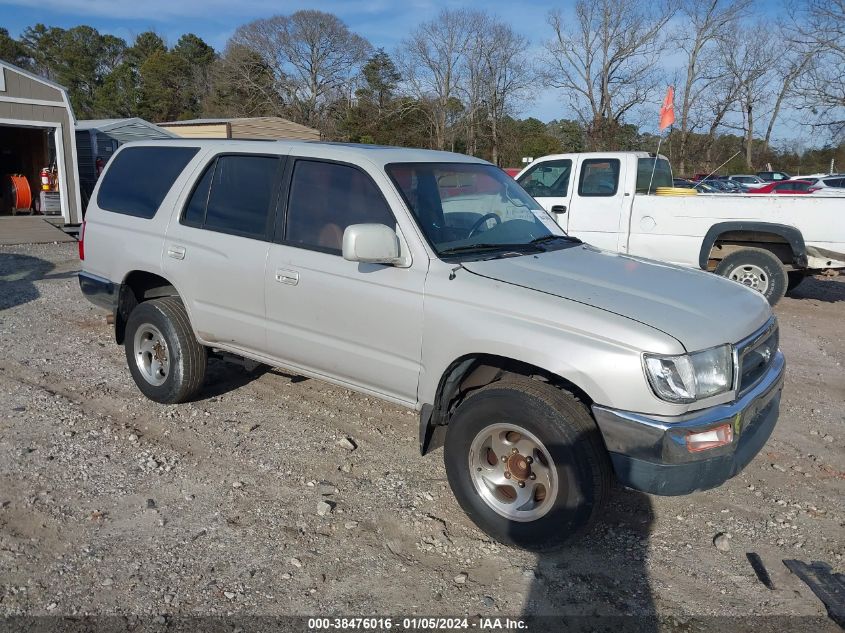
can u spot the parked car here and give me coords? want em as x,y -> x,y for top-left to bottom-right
747,179 -> 814,194
807,174 -> 845,192
756,171 -> 791,182
80,140 -> 786,549
502,167 -> 521,178
728,174 -> 768,189
517,152 -> 845,305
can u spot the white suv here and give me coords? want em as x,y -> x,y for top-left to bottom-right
79,140 -> 784,548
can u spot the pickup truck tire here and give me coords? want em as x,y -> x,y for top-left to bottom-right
714,248 -> 788,305
443,378 -> 611,550
124,297 -> 207,404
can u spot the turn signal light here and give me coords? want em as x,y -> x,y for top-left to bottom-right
686,423 -> 733,452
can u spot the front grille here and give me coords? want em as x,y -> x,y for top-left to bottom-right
738,324 -> 779,393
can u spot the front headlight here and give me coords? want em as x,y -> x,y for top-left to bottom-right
644,345 -> 733,403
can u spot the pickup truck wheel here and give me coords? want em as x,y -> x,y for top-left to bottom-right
124,297 -> 207,404
714,248 -> 787,306
444,378 -> 611,550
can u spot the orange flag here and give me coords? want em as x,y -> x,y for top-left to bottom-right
659,86 -> 675,130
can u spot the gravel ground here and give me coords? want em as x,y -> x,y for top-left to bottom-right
0,243 -> 842,629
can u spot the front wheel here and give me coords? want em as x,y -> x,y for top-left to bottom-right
124,297 -> 207,404
443,378 -> 611,550
714,247 -> 788,306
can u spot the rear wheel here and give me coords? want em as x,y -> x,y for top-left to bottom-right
443,378 -> 611,550
714,247 -> 788,306
124,297 -> 207,404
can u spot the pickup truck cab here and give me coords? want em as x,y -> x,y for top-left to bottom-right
80,141 -> 784,549
516,152 -> 845,304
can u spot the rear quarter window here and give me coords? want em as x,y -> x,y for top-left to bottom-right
97,146 -> 199,219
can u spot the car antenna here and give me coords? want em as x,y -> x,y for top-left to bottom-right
700,151 -> 740,183
449,263 -> 467,280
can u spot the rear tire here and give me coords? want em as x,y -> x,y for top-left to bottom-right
714,247 -> 788,306
443,378 -> 611,550
124,297 -> 207,404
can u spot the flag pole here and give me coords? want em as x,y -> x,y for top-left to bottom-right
647,130 -> 666,195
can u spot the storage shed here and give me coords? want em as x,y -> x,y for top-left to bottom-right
0,60 -> 81,225
75,118 -> 176,205
158,117 -> 320,141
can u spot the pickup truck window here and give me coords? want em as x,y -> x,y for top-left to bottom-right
98,146 -> 198,219
387,162 -> 566,258
285,159 -> 395,254
181,154 -> 280,239
578,159 -> 620,197
517,159 -> 572,198
636,158 -> 673,193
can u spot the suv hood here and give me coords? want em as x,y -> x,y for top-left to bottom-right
462,245 -> 772,351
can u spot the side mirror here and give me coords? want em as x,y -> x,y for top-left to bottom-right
342,224 -> 406,266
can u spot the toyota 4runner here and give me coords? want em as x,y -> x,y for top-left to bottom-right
79,140 -> 785,549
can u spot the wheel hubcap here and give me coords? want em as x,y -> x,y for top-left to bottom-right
728,264 -> 770,294
133,324 -> 170,386
468,423 -> 557,522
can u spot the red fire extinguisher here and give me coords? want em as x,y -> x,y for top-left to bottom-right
40,167 -> 51,191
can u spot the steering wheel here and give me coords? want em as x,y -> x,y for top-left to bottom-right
467,213 -> 502,238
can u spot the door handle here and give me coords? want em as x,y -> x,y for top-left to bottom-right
551,205 -> 567,214
275,269 -> 299,286
167,245 -> 186,260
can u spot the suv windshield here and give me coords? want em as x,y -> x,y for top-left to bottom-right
386,163 -> 573,259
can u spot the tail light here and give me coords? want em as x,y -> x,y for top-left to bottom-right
78,220 -> 85,260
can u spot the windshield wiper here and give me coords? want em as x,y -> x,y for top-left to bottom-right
530,234 -> 582,245
439,243 -> 541,256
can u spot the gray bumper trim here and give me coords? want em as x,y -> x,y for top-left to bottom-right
78,272 -> 118,311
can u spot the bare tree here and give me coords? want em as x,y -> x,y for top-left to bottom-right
720,25 -> 776,168
398,9 -> 474,150
478,21 -> 533,165
673,0 -> 751,174
790,0 -> 845,140
231,10 -> 371,128
545,0 -> 675,149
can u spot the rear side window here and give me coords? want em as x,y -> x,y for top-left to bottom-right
636,158 -> 673,192
182,154 -> 281,239
578,159 -> 620,196
97,146 -> 198,218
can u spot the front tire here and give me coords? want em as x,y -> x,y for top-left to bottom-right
124,297 -> 207,404
714,247 -> 788,306
443,378 -> 611,550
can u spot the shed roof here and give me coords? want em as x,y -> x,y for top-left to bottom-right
159,116 -> 317,133
76,117 -> 174,133
0,59 -> 68,93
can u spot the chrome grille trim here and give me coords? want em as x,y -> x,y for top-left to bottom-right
733,317 -> 779,396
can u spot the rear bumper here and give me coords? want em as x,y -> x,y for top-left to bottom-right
592,351 -> 784,496
78,272 -> 118,311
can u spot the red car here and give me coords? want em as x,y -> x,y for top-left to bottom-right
502,167 -> 521,178
747,179 -> 814,194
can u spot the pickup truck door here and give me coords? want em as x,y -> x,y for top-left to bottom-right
163,153 -> 282,354
516,158 -> 574,228
564,157 -> 627,252
263,157 -> 425,405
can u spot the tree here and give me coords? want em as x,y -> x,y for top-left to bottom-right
545,0 -> 675,149
172,34 -> 216,118
207,43 -> 283,118
231,10 -> 371,128
790,0 -> 845,140
0,28 -> 30,67
673,0 -> 751,174
358,49 -> 401,113
398,9 -> 474,150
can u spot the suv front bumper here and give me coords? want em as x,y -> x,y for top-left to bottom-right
592,350 -> 785,496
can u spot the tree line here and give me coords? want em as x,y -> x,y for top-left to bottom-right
0,0 -> 842,174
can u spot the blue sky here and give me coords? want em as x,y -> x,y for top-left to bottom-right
0,0 -> 804,143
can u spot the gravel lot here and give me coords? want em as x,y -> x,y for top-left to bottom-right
0,243 -> 842,629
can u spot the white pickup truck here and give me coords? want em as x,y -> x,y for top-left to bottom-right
516,152 -> 845,304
